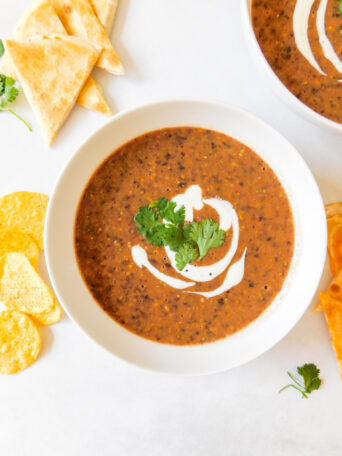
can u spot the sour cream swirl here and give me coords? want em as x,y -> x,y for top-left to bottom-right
131,185 -> 246,299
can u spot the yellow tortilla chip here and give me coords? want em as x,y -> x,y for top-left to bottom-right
52,0 -> 124,74
0,230 -> 39,268
314,269 -> 342,313
31,301 -> 62,326
0,192 -> 48,250
326,202 -> 342,219
90,0 -> 118,32
319,292 -> 342,380
0,252 -> 56,315
0,0 -> 112,116
327,215 -> 342,276
0,310 -> 41,375
4,35 -> 100,145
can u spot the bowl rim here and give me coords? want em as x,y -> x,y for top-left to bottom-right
241,0 -> 342,133
45,98 -> 327,375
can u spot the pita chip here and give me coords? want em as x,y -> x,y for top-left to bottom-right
0,0 -> 112,116
90,0 -> 118,33
52,0 -> 124,74
4,35 -> 101,145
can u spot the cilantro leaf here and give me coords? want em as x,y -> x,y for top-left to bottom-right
278,363 -> 322,399
175,242 -> 198,271
297,364 -> 321,393
188,219 -> 225,259
150,198 -> 185,225
161,224 -> 185,251
134,206 -> 162,237
0,73 -> 31,131
134,199 -> 227,270
146,225 -> 168,246
0,40 -> 4,58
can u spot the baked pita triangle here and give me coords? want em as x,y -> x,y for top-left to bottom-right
0,0 -> 112,116
52,0 -> 124,74
90,0 -> 118,32
4,35 -> 101,145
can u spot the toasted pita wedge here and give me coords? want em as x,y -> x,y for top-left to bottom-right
52,0 -> 124,74
319,292 -> 342,380
0,0 -> 111,116
314,269 -> 342,313
90,0 -> 118,32
4,35 -> 100,145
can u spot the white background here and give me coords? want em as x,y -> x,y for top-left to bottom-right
1,0 -> 342,455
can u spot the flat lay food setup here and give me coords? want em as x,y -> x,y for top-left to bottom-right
1,1 -> 342,451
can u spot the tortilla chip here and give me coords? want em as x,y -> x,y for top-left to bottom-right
90,0 -> 118,32
0,230 -> 39,268
52,0 -> 124,74
30,301 -> 62,326
4,35 -> 100,145
319,292 -> 342,380
0,252 -> 56,315
0,191 -> 48,250
326,202 -> 342,219
327,215 -> 342,276
314,269 -> 342,313
0,310 -> 40,375
0,0 -> 112,116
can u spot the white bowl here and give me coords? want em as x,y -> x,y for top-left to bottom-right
45,99 -> 327,375
242,0 -> 342,133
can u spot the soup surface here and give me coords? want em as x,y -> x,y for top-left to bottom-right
75,127 -> 294,345
252,0 -> 342,124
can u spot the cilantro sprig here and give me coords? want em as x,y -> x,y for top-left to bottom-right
0,40 -> 4,58
278,363 -> 322,399
0,74 -> 32,131
134,197 -> 226,270
0,41 -> 31,131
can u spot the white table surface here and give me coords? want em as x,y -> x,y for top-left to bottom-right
1,1 -> 342,454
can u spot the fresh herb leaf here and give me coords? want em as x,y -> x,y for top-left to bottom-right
134,198 -> 226,270
161,224 -> 185,251
175,242 -> 198,271
188,219 -> 225,259
150,198 -> 185,225
278,363 -> 322,399
134,206 -> 162,237
0,73 -> 32,131
339,0 -> 342,15
0,40 -> 4,58
297,364 -> 321,393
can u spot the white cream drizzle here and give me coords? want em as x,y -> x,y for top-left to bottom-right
293,0 -> 325,75
293,0 -> 342,77
131,245 -> 195,290
317,0 -> 342,74
131,185 -> 246,299
189,249 -> 247,299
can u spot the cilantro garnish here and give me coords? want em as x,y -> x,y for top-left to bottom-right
0,73 -> 32,131
175,242 -> 199,271
134,197 -> 226,270
149,198 -> 185,225
188,219 -> 226,260
278,363 -> 322,399
0,40 -> 4,58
